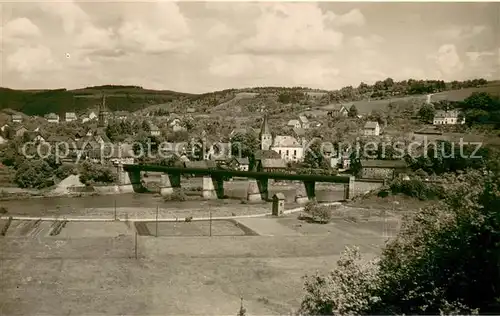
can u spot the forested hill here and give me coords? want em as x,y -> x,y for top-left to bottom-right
0,79 -> 495,116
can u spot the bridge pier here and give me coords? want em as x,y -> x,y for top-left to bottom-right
343,176 -> 355,200
160,173 -> 181,197
304,181 -> 316,201
246,178 -> 268,202
202,176 -> 224,199
295,183 -> 309,204
117,164 -> 144,193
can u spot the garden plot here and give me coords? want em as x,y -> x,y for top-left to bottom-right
58,222 -> 133,238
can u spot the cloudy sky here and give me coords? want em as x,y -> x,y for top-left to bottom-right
1,1 -> 499,93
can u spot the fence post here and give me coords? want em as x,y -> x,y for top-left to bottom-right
134,231 -> 138,260
209,210 -> 212,237
114,199 -> 117,221
155,205 -> 159,237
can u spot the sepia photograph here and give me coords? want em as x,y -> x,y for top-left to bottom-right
0,1 -> 499,315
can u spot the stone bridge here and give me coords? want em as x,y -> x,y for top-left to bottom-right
118,164 -> 355,202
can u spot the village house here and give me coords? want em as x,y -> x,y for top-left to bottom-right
1,124 -> 9,132
261,114 -> 304,162
230,157 -> 250,171
257,158 -> 288,173
149,123 -> 161,137
26,131 -> 46,143
298,115 -> 310,129
88,144 -> 135,165
14,125 -> 28,138
363,121 -> 380,136
184,160 -> 217,170
359,159 -> 408,180
205,142 -> 232,163
45,113 -> 60,123
65,112 -> 77,122
253,149 -> 282,171
171,119 -> 186,132
271,136 -> 304,162
114,111 -> 129,120
287,119 -> 301,129
327,104 -> 349,117
11,114 -> 22,123
186,107 -> 196,113
433,110 -> 465,125
0,135 -> 6,145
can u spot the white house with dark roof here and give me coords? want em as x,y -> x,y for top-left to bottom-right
327,104 -> 349,117
298,115 -> 310,129
45,113 -> 60,123
65,112 -> 77,122
363,121 -> 380,136
260,114 -> 303,162
287,119 -> 301,129
433,110 -> 465,125
11,114 -> 22,123
148,122 -> 161,136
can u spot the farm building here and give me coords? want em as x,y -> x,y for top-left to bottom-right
359,159 -> 408,180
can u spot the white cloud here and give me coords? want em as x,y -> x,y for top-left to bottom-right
6,45 -> 61,77
349,34 -> 384,48
116,2 -> 192,54
208,54 -> 340,88
435,25 -> 487,40
37,1 -> 89,34
466,50 -> 495,63
330,8 -> 366,27
74,24 -> 115,51
429,44 -> 464,79
3,17 -> 41,40
207,21 -> 236,39
238,3 -> 344,54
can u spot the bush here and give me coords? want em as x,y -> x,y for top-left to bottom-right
14,160 -> 54,189
303,201 -> 332,224
300,170 -> 499,315
0,207 -> 7,214
163,190 -> 186,202
79,161 -> 117,185
299,246 -> 380,315
389,178 -> 445,200
55,164 -> 77,180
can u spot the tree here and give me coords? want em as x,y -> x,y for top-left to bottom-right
348,105 -> 359,118
300,170 -> 500,315
418,104 -> 435,123
303,139 -> 331,170
14,159 -> 54,189
78,161 -> 117,185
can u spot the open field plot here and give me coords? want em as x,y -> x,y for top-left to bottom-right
321,95 -> 426,114
58,222 -> 133,238
136,219 -> 257,237
432,83 -> 500,101
0,222 -> 387,315
3,220 -> 56,237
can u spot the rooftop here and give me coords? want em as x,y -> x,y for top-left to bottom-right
360,159 -> 407,169
364,121 -> 379,129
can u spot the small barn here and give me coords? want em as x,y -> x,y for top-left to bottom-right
359,159 -> 407,180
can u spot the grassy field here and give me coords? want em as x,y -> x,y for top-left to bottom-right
431,82 -> 500,102
0,213 -> 390,315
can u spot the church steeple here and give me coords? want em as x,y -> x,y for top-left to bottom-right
260,113 -> 270,137
260,113 -> 272,151
98,93 -> 108,128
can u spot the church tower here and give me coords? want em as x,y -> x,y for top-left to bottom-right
98,93 -> 108,128
260,113 -> 272,151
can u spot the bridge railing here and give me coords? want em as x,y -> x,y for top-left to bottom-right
122,165 -> 351,184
